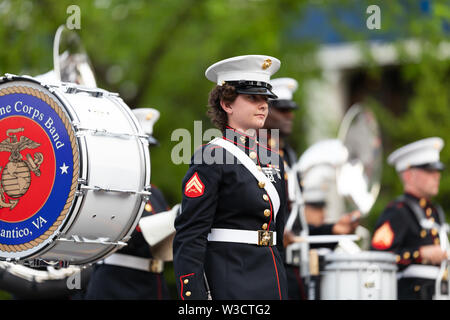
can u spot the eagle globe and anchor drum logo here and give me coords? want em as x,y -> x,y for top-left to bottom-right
0,83 -> 78,257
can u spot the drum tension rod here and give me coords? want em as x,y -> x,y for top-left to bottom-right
64,85 -> 104,97
56,235 -> 128,247
72,123 -> 149,140
78,184 -> 151,197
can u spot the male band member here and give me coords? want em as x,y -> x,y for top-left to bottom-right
371,137 -> 447,300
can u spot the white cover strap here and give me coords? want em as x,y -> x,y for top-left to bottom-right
207,228 -> 276,246
139,204 -> 179,247
210,137 -> 281,218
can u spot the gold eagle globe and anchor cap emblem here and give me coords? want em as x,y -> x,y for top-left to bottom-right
0,128 -> 44,209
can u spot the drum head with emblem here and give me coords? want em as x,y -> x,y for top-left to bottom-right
0,78 -> 79,260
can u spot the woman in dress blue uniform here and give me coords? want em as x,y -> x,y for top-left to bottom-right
173,55 -> 289,300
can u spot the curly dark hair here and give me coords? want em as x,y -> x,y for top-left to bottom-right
207,84 -> 238,131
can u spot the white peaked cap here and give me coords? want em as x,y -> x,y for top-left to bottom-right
205,55 -> 280,85
387,137 -> 444,172
132,108 -> 160,136
271,77 -> 298,100
301,165 -> 337,203
299,139 -> 349,203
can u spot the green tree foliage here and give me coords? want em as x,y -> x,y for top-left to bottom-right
0,0 -> 317,205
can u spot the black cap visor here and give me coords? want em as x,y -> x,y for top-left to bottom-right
411,161 -> 445,172
226,80 -> 278,99
269,99 -> 298,110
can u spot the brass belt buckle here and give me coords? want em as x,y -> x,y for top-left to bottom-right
258,230 -> 274,246
149,259 -> 164,273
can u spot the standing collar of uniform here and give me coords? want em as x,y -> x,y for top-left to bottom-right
404,192 -> 431,207
223,126 -> 258,150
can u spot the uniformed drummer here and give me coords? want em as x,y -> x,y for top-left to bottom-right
371,137 -> 447,300
173,55 -> 288,300
84,109 -> 172,300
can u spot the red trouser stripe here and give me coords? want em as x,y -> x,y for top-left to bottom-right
269,247 -> 282,300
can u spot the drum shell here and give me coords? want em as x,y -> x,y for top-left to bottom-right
320,251 -> 397,300
42,86 -> 149,264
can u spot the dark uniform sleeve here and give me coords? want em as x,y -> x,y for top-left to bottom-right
371,203 -> 422,267
173,147 -> 222,300
309,223 -> 334,235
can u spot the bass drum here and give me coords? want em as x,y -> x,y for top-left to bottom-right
320,251 -> 397,300
0,75 -> 150,265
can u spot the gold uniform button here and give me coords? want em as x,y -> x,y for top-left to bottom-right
264,209 -> 271,217
432,229 -> 438,236
263,194 -> 269,201
262,223 -> 268,230
396,255 -> 401,262
413,251 -> 420,259
249,152 -> 257,159
420,230 -> 427,238
426,208 -> 432,217
185,291 -> 191,297
184,279 -> 189,284
258,181 -> 265,189
403,252 -> 410,260
414,285 -> 421,292
145,203 -> 153,212
420,198 -> 427,208
284,172 -> 288,180
434,238 -> 440,245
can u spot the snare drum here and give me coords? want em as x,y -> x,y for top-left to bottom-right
0,74 -> 150,265
320,251 -> 397,300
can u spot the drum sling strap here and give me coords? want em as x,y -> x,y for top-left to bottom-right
398,195 -> 445,231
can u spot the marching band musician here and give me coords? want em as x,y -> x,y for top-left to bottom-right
264,78 -> 360,300
371,137 -> 447,300
173,55 -> 289,300
84,109 -> 171,300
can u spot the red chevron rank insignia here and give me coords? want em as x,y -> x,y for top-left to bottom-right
371,221 -> 394,250
184,172 -> 205,197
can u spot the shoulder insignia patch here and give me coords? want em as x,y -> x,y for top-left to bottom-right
184,172 -> 205,198
371,221 -> 394,250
